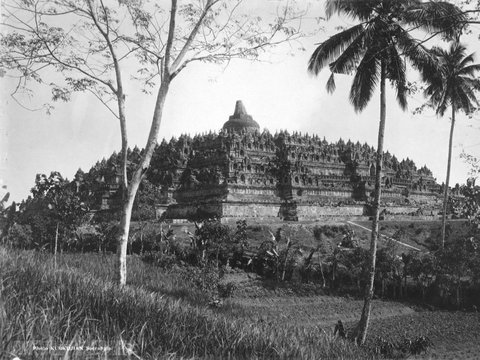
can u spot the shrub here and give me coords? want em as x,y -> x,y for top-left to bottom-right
400,336 -> 432,355
369,335 -> 432,358
217,282 -> 236,299
252,237 -> 299,282
179,263 -> 220,298
4,223 -> 33,249
96,222 -> 119,252
74,223 -> 103,252
313,225 -> 346,239
247,224 -> 263,232
142,252 -> 178,269
370,337 -> 396,358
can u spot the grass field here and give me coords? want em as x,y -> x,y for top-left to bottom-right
0,247 -> 370,359
220,267 -> 480,357
368,312 -> 480,359
2,239 -> 479,359
220,271 -> 480,359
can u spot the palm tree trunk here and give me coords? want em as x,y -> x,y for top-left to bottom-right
356,59 -> 386,345
441,104 -> 456,248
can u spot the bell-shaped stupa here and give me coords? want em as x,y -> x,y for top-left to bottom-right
222,100 -> 260,132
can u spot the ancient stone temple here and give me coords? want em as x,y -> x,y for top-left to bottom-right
151,100 -> 442,221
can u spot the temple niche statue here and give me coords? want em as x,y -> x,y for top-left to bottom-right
98,100 -> 442,221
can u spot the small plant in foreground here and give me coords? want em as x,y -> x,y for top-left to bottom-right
218,282 -> 236,299
400,335 -> 432,355
369,335 -> 432,358
179,263 -> 220,298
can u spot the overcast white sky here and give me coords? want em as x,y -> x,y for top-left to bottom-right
1,0 -> 480,203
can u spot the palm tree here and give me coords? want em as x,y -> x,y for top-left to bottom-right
423,42 -> 480,249
308,0 -> 465,344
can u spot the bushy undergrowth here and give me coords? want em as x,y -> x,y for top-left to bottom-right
368,335 -> 432,358
0,247 -> 371,359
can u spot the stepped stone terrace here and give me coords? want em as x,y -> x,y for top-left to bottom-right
141,100 -> 443,221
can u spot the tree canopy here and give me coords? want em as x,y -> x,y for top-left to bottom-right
308,0 -> 466,112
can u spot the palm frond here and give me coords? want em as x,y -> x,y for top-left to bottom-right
385,46 -> 407,110
423,41 -> 480,117
329,19 -> 385,75
457,51 -> 474,68
449,43 -> 468,65
402,1 -> 466,40
453,86 -> 475,114
349,47 -> 379,112
460,77 -> 480,91
329,31 -> 365,75
458,80 -> 480,108
308,24 -> 364,75
425,81 -> 444,102
430,45 -> 448,60
395,27 -> 438,82
435,88 -> 450,117
325,0 -> 380,21
457,63 -> 480,77
424,73 -> 449,116
326,72 -> 336,93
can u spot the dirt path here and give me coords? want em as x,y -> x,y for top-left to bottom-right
347,221 -> 421,251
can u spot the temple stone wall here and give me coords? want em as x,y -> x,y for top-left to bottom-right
409,193 -> 439,203
227,186 -> 278,200
222,202 -> 281,218
383,206 -> 420,214
291,188 -> 353,199
165,203 -> 223,219
297,205 -> 365,218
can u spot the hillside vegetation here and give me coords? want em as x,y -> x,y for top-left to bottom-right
0,247 -> 371,359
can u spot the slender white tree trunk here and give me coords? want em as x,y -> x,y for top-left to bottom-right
441,104 -> 456,248
116,79 -> 171,285
118,94 -> 129,197
114,0 -> 213,285
356,59 -> 386,344
54,222 -> 59,269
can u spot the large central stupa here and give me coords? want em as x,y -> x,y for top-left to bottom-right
222,100 -> 260,132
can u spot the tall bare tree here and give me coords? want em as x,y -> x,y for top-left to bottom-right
1,0 -> 304,285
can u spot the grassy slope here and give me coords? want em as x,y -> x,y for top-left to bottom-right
353,220 -> 470,251
0,247 -> 371,359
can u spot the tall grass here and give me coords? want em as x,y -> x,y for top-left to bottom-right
0,247 -> 372,359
